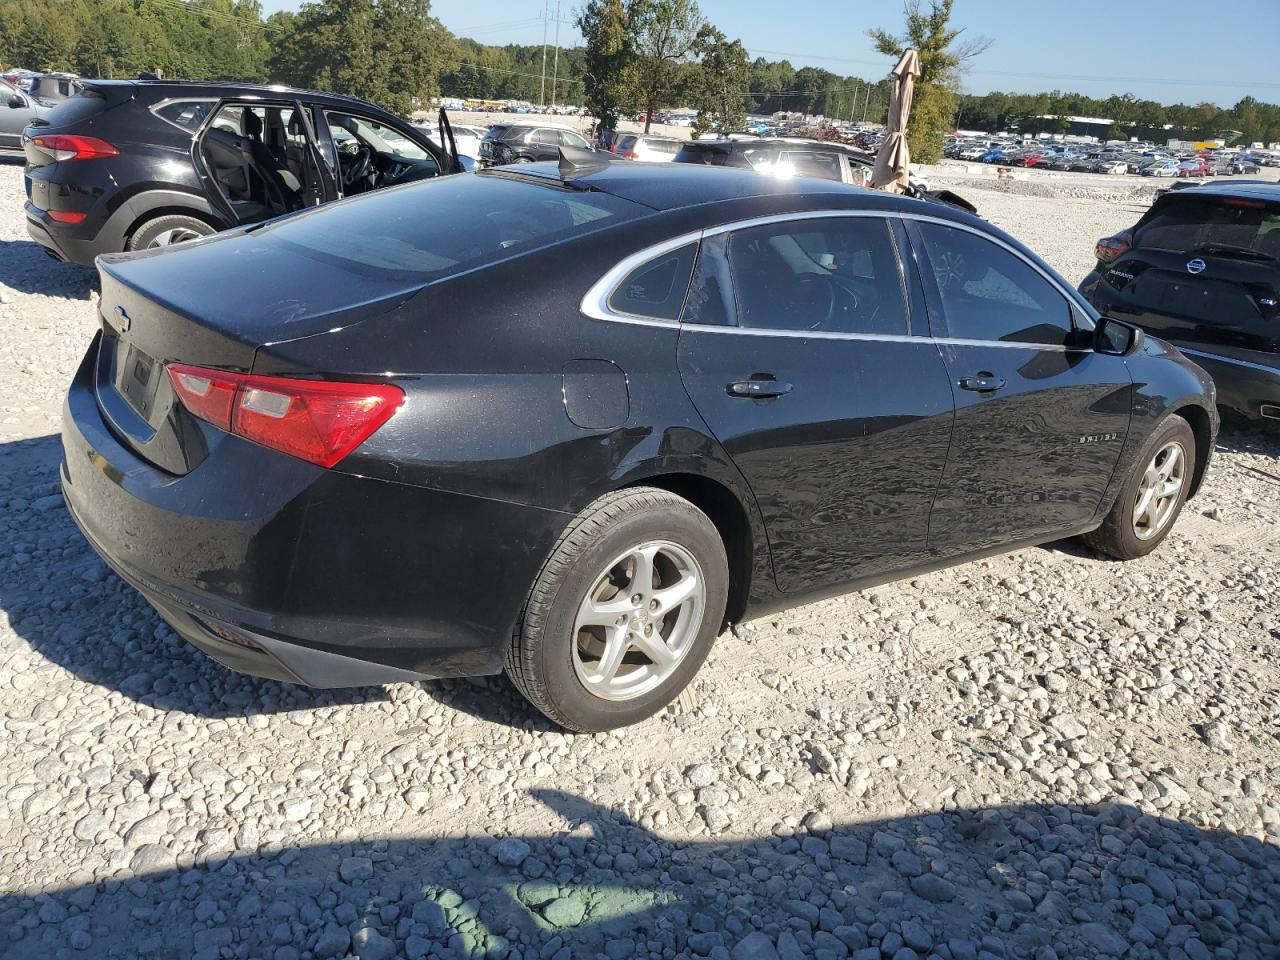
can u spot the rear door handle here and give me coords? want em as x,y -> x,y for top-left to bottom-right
727,379 -> 793,399
958,374 -> 1007,393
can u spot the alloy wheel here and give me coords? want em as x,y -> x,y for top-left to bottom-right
571,540 -> 705,702
147,227 -> 203,248
1132,441 -> 1186,540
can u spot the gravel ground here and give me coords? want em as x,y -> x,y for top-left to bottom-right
1,160 -> 1278,960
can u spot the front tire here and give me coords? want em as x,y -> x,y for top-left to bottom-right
1081,415 -> 1195,560
127,214 -> 215,252
506,487 -> 728,732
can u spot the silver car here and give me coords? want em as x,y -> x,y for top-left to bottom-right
0,76 -> 50,153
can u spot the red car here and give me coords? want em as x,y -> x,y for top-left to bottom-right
1176,158 -> 1213,178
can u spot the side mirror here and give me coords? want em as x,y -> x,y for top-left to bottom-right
1095,316 -> 1144,357
456,155 -> 476,173
8,94 -> 28,109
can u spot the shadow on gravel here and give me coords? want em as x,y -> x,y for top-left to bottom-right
0,434 -> 386,718
1,790 -> 1276,960
1214,419 -> 1280,461
0,239 -> 97,299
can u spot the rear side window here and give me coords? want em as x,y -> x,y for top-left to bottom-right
674,144 -> 730,166
1136,197 -> 1280,256
916,222 -> 1072,345
152,99 -> 216,131
722,217 -> 907,335
778,150 -> 843,182
265,172 -> 643,280
607,243 -> 697,320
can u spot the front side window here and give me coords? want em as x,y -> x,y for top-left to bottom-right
607,243 -> 697,320
326,112 -> 431,162
722,217 -> 907,335
916,222 -> 1073,346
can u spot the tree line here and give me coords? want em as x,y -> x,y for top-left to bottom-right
3,0 -> 1276,151
957,90 -> 1280,147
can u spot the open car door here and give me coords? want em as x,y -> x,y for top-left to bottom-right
438,107 -> 466,174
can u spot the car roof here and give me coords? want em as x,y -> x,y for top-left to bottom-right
486,159 -> 964,219
84,79 -> 398,116
1160,180 -> 1280,202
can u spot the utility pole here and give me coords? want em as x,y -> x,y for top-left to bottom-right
849,83 -> 859,124
539,0 -> 548,107
862,85 -> 871,123
550,0 -> 561,109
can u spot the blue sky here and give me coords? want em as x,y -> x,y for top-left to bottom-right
258,0 -> 1279,106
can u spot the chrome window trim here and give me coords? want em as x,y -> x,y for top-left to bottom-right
679,323 -> 1084,352
581,208 -> 1088,344
580,230 -> 705,325
1180,347 -> 1280,377
149,97 -> 219,134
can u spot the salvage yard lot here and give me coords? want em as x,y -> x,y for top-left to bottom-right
0,160 -> 1277,959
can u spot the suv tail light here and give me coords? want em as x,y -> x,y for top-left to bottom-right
30,134 -> 119,161
1095,231 -> 1131,263
166,364 -> 404,468
622,151 -> 638,160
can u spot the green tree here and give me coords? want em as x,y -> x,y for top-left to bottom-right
631,0 -> 703,133
576,0 -> 636,134
689,25 -> 747,136
266,0 -> 446,116
868,0 -> 991,162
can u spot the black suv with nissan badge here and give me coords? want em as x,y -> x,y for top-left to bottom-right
1080,181 -> 1280,421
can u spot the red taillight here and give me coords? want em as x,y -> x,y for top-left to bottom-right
47,210 -> 87,223
166,363 -> 404,468
1095,231 -> 1131,263
31,134 -> 119,161
622,151 -> 638,160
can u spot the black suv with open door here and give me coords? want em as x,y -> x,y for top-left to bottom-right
23,80 -> 466,265
1080,181 -> 1280,422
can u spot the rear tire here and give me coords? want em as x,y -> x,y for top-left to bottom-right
506,487 -> 728,732
127,214 -> 215,252
1081,415 -> 1195,560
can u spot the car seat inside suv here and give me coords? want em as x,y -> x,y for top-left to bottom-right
200,105 -> 303,223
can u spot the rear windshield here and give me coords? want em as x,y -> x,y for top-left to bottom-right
261,172 -> 644,280
44,88 -> 111,126
1137,196 -> 1280,254
674,143 -> 731,166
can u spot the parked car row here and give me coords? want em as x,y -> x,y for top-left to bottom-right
947,135 -> 1268,179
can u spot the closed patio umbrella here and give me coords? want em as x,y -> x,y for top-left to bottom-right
871,49 -> 920,194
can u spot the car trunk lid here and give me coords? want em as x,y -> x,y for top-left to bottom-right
93,231 -> 422,475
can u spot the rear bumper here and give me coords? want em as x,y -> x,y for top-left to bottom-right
26,205 -> 94,264
1080,278 -> 1280,421
61,343 -> 571,686
1177,347 -> 1280,420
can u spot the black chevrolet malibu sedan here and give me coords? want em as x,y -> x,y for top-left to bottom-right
62,159 -> 1218,731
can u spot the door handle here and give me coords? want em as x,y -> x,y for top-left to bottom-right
958,374 -> 1007,393
727,379 -> 793,399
